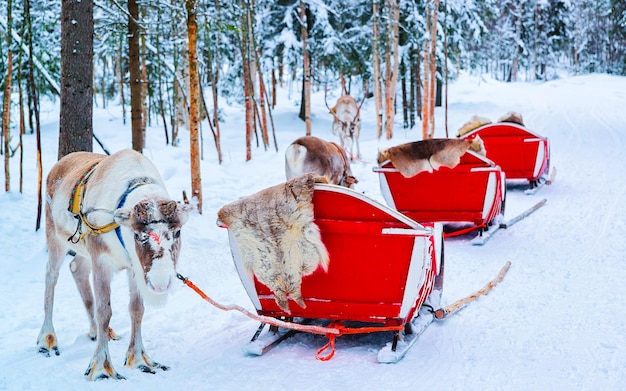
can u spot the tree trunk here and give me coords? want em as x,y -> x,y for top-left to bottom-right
140,6 -> 148,130
211,0 -> 222,163
384,0 -> 400,140
443,0 -> 449,137
58,0 -> 93,159
400,59 -> 408,128
299,1 -> 311,135
186,0 -> 202,213
239,0 -> 253,161
256,51 -> 270,149
24,0 -> 43,230
421,0 -> 438,140
117,37 -> 126,124
372,0 -> 383,138
428,0 -> 439,138
154,14 -> 169,145
421,39 -> 431,140
128,0 -> 143,152
3,0 -> 13,191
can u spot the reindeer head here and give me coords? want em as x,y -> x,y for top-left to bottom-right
114,199 -> 191,302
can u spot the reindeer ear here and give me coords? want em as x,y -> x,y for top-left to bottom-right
175,202 -> 192,225
160,200 -> 177,220
114,207 -> 133,227
159,200 -> 192,225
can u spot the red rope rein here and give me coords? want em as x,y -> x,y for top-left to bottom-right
177,273 -> 403,360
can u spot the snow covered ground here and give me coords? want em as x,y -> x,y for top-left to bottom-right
1,72 -> 625,390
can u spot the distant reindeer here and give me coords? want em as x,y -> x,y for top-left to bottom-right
326,94 -> 366,160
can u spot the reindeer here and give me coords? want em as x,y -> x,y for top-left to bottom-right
37,149 -> 192,380
327,94 -> 365,160
285,136 -> 358,188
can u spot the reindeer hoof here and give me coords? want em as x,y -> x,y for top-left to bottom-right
37,333 -> 60,357
38,346 -> 60,357
125,352 -> 169,374
136,363 -> 169,374
93,372 -> 126,381
84,360 -> 125,381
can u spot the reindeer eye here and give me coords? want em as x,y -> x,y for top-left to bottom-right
134,232 -> 148,242
173,230 -> 181,239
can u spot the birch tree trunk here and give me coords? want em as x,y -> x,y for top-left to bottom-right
3,0 -> 13,191
511,2 -> 522,82
428,0 -> 439,138
128,0 -> 144,152
58,0 -> 93,158
421,39 -> 431,140
421,0 -> 438,140
299,1 -> 311,135
211,0 -> 222,163
372,0 -> 383,138
140,6 -> 148,129
186,0 -> 202,213
384,0 -> 400,140
239,0 -> 253,161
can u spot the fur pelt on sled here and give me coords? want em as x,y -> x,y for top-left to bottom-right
217,173 -> 330,313
377,138 -> 486,178
498,111 -> 525,125
457,114 -> 492,137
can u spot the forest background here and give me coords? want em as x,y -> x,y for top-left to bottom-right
1,0 -> 625,212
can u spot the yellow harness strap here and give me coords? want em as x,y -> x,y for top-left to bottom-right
68,163 -> 120,243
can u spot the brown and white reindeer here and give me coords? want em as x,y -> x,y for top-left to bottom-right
327,94 -> 365,160
37,149 -> 192,380
285,136 -> 358,188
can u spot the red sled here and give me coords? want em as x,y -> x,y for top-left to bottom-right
221,183 -> 444,363
374,150 -> 506,240
460,122 -> 550,190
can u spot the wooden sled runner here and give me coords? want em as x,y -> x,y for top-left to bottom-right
460,122 -> 552,193
374,150 -> 506,244
219,183 -> 444,363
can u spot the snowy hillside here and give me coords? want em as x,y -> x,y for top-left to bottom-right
1,73 -> 625,390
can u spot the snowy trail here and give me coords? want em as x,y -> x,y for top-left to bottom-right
2,74 -> 626,391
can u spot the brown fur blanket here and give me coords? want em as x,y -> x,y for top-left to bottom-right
498,111 -> 525,125
378,138 -> 485,178
457,114 -> 492,137
217,173 -> 330,313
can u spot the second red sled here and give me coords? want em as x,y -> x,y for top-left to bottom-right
373,150 -> 506,242
219,183 -> 444,363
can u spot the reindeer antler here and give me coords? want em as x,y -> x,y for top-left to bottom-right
324,88 -> 342,122
353,95 -> 367,122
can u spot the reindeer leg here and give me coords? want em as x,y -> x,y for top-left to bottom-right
84,258 -> 124,381
124,269 -> 169,374
69,255 -> 98,340
36,232 -> 65,357
69,255 -> 121,342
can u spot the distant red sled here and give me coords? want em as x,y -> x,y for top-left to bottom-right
373,150 -> 506,237
460,122 -> 550,189
221,183 -> 444,362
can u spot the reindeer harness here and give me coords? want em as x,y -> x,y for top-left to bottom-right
329,142 -> 358,187
67,162 -> 153,247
